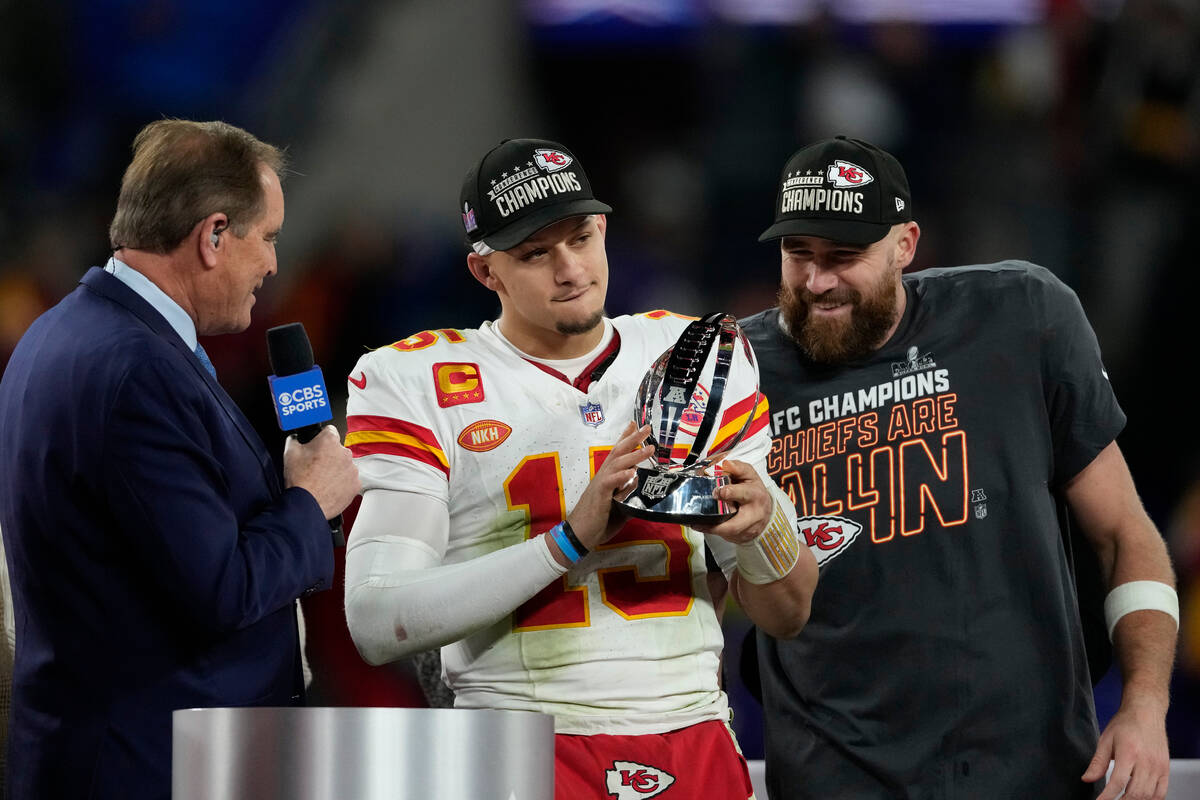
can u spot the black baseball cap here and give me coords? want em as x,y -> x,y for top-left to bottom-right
759,135 -> 911,245
459,138 -> 612,252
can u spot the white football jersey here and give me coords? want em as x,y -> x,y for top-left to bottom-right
345,311 -> 770,734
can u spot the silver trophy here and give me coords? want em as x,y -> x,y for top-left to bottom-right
616,312 -> 761,525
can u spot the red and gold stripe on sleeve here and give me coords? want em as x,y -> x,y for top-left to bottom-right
710,392 -> 769,455
345,414 -> 448,478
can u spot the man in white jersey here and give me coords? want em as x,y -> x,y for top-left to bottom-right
343,138 -> 818,799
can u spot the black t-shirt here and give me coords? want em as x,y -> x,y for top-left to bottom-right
742,261 -> 1124,799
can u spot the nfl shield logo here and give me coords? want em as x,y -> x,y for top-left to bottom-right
643,473 -> 674,500
579,402 -> 604,427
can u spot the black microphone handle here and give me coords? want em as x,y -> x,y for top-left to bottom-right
290,422 -> 346,547
295,423 -> 323,444
327,515 -> 346,548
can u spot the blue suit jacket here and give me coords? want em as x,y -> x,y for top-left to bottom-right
0,268 -> 334,799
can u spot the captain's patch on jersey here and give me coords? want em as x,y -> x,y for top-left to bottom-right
433,362 -> 484,408
457,419 -> 511,452
605,761 -> 676,799
798,515 -> 863,566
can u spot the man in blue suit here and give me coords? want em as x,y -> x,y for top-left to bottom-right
0,119 -> 361,799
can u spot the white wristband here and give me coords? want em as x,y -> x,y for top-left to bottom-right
735,498 -> 800,585
1103,580 -> 1179,641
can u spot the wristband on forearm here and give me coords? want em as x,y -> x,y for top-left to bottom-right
735,498 -> 801,585
1103,580 -> 1179,641
549,520 -> 589,565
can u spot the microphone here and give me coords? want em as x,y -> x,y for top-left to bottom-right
266,322 -> 344,546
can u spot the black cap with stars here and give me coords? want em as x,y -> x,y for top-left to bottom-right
759,135 -> 912,246
459,138 -> 612,253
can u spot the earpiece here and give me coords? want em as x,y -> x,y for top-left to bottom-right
210,223 -> 226,248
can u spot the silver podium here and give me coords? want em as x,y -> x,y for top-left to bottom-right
172,707 -> 554,800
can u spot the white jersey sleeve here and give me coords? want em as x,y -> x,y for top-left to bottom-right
344,488 -> 567,665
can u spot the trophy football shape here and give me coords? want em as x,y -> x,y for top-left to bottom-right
616,312 -> 762,524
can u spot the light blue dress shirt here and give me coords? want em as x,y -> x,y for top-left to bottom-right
105,257 -> 199,351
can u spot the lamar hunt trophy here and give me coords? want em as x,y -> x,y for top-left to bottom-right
616,312 -> 762,524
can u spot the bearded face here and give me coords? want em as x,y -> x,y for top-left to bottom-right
779,249 -> 902,365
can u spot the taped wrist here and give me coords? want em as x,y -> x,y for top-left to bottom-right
1103,580 -> 1179,641
735,498 -> 801,585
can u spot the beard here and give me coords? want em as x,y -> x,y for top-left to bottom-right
779,262 -> 901,365
556,307 -> 606,336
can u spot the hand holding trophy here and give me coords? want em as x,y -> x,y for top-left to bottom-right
616,312 -> 763,525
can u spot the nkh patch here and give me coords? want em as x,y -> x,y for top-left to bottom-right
797,515 -> 863,566
579,401 -> 605,427
605,761 -> 676,799
456,419 -> 511,452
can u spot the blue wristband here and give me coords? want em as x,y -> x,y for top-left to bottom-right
550,521 -> 585,564
561,520 -> 588,557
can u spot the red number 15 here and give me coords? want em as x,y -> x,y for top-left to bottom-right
505,448 -> 696,632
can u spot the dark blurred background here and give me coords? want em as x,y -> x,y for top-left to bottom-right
1,0 -> 1198,760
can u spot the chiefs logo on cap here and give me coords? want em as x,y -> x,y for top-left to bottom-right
433,362 -> 484,408
534,148 -> 573,172
826,160 -> 874,188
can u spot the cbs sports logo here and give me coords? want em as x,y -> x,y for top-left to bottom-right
276,383 -> 328,416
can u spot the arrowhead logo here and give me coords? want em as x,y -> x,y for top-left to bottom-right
534,148 -> 572,172
797,515 -> 863,566
826,159 -> 874,188
605,761 -> 676,799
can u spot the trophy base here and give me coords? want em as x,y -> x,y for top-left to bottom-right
615,467 -> 734,525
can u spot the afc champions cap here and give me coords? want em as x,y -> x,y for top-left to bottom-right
759,135 -> 911,246
460,138 -> 612,253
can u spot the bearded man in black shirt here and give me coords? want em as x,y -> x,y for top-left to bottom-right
743,135 -> 1178,800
